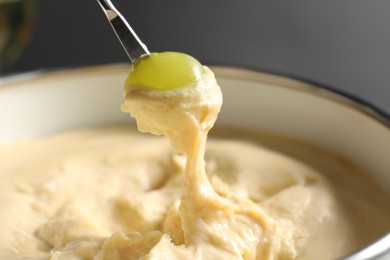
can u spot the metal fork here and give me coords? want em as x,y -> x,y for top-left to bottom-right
97,0 -> 150,63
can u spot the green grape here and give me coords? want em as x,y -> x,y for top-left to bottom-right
124,52 -> 203,92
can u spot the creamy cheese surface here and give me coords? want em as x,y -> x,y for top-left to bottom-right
0,66 -> 390,259
1,126 -> 390,259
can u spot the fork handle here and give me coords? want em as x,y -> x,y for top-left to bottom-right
97,0 -> 150,63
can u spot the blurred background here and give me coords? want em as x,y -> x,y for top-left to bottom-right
1,0 -> 390,113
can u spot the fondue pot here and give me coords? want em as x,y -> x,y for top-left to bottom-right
0,64 -> 389,260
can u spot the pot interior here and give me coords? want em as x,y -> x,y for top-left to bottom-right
0,64 -> 389,193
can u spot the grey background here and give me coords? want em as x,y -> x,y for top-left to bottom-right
7,0 -> 390,114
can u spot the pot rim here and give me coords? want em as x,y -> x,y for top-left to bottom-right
2,63 -> 389,129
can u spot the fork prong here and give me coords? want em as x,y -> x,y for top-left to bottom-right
97,0 -> 150,63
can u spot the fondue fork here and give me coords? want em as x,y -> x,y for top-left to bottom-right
96,0 -> 150,63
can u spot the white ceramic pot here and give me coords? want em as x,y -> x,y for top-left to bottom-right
0,64 -> 389,260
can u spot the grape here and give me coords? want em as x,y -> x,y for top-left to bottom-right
124,52 -> 203,92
